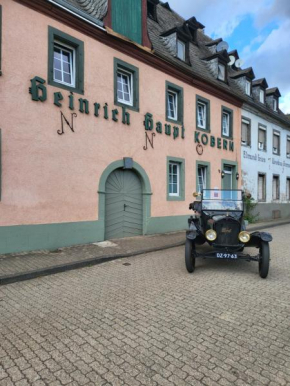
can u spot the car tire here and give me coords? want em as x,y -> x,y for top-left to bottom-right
185,239 -> 196,273
259,241 -> 270,279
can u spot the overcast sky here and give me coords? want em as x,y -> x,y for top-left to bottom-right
168,0 -> 290,114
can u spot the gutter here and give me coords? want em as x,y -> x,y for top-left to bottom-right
45,0 -> 106,31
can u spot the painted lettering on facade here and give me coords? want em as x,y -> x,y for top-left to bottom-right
243,151 -> 266,163
194,131 -> 234,152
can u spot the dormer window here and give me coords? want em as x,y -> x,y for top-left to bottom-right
273,98 -> 278,112
260,89 -> 265,103
245,80 -> 251,96
147,0 -> 158,22
177,40 -> 186,61
218,63 -> 226,81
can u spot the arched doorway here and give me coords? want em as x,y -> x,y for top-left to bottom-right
105,169 -> 143,239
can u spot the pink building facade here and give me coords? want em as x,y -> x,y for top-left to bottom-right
0,0 -> 242,253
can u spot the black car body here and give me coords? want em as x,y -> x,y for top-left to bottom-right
185,189 -> 272,278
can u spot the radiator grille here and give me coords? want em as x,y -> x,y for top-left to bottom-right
214,218 -> 240,245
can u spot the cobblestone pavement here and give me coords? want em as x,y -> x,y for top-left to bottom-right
0,224 -> 290,386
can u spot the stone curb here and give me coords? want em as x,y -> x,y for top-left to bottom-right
0,242 -> 185,286
0,220 -> 289,286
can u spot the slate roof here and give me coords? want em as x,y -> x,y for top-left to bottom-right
59,0 -> 290,127
266,87 -> 281,97
230,67 -> 255,80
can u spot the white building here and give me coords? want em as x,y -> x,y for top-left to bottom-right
239,78 -> 290,220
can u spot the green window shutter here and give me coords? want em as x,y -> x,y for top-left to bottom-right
111,0 -> 142,45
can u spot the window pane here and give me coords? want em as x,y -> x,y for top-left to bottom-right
53,43 -> 74,86
54,48 -> 61,60
63,61 -> 71,73
63,72 -> 71,84
258,175 -> 265,200
169,162 -> 179,196
218,64 -> 225,80
168,92 -> 177,119
222,113 -> 229,135
54,69 -> 62,81
117,71 -> 132,105
198,103 -> 205,128
177,40 -> 185,60
241,122 -> 248,143
54,58 -> 62,70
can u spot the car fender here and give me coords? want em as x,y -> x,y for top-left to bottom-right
247,231 -> 273,247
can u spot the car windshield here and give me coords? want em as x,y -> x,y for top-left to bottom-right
201,189 -> 243,211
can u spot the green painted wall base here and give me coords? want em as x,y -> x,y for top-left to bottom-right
0,221 -> 104,254
0,215 -> 189,255
146,215 -> 188,235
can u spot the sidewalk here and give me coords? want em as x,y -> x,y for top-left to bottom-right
0,218 -> 289,285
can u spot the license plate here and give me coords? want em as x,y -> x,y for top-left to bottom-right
216,253 -> 238,259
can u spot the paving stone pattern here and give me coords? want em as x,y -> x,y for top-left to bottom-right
0,232 -> 184,277
0,224 -> 290,385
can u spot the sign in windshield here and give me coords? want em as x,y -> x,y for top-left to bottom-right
202,190 -> 243,211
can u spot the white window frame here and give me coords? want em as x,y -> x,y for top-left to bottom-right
287,136 -> 290,158
273,98 -> 278,112
167,90 -> 178,121
241,119 -> 250,146
258,127 -> 266,151
222,111 -> 230,136
287,178 -> 290,201
197,101 -> 206,129
258,174 -> 266,201
245,80 -> 251,96
197,166 -> 207,194
218,63 -> 225,81
273,131 -> 280,155
117,69 -> 133,106
169,162 -> 180,196
259,89 -> 265,103
177,39 -> 186,61
53,41 -> 76,87
272,175 -> 280,200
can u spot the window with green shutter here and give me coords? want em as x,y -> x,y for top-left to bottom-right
111,0 -> 142,45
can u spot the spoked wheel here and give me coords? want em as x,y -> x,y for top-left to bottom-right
259,241 -> 270,279
185,239 -> 196,273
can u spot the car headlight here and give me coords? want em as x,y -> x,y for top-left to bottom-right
238,231 -> 251,243
205,229 -> 217,241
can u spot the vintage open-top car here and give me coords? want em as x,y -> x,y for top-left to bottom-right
185,189 -> 272,278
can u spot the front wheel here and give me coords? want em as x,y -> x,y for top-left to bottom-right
185,239 -> 196,273
259,241 -> 270,279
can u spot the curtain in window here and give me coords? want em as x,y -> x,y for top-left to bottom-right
272,177 -> 279,200
273,134 -> 279,152
258,175 -> 265,200
241,122 -> 248,143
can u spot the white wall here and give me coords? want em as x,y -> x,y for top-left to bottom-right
241,108 -> 290,203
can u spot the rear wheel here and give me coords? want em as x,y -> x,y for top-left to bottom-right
259,241 -> 270,279
185,239 -> 196,273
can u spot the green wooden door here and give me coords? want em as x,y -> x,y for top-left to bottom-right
105,169 -> 143,239
223,165 -> 233,190
111,0 -> 142,44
